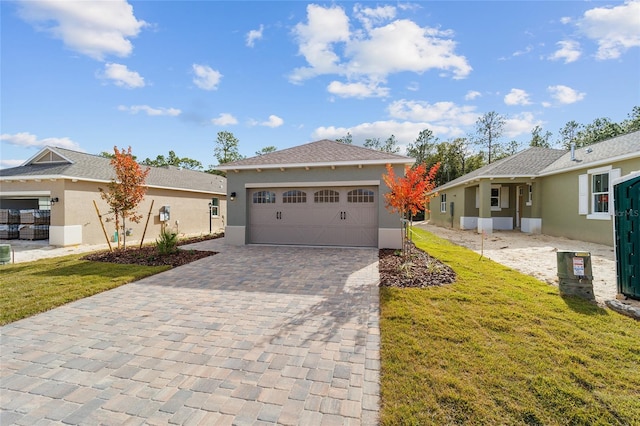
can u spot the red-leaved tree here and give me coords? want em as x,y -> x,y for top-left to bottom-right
383,162 -> 440,256
99,146 -> 150,250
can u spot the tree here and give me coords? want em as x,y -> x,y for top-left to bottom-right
336,133 -> 353,144
141,150 -> 203,170
213,131 -> 243,165
98,146 -> 150,250
494,140 -> 521,161
575,117 -> 623,147
364,135 -> 400,153
529,125 -> 552,148
406,129 -> 437,165
382,162 -> 440,258
558,120 -> 581,149
256,146 -> 277,156
621,106 -> 640,133
475,111 -> 505,164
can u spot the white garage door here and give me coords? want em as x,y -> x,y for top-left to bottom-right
249,187 -> 378,247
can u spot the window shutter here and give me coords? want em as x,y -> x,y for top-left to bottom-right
578,174 -> 588,215
609,168 -> 622,215
500,186 -> 509,208
475,187 -> 479,208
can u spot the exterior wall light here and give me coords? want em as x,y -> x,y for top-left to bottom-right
230,192 -> 237,201
50,197 -> 59,205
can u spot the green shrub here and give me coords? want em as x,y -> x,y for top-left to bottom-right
156,228 -> 178,254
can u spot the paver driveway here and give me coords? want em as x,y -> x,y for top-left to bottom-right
0,239 -> 381,425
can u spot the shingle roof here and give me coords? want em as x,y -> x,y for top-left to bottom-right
434,130 -> 640,191
0,147 -> 226,194
539,130 -> 640,175
217,139 -> 413,170
435,147 -> 566,190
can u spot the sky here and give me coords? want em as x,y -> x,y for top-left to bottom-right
1,0 -> 639,169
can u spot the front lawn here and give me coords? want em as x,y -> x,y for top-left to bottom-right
0,254 -> 169,325
380,228 -> 640,425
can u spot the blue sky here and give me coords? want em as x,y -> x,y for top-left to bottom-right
1,1 -> 639,169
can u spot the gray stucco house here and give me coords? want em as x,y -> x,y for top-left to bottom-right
216,139 -> 415,249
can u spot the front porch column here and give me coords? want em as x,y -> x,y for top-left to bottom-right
477,180 -> 493,234
523,181 -> 542,234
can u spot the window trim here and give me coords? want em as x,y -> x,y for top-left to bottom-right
580,166 -> 620,221
440,194 -> 447,213
253,191 -> 276,204
282,190 -> 307,204
347,188 -> 374,203
490,186 -> 501,211
526,184 -> 532,207
314,189 -> 340,203
210,197 -> 220,217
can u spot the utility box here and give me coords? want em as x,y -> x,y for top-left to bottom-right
160,205 -> 171,222
614,172 -> 640,300
557,250 -> 594,300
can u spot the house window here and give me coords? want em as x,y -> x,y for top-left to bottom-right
253,191 -> 276,204
347,189 -> 374,203
283,190 -> 307,203
210,197 -> 219,217
440,194 -> 447,213
491,187 -> 500,210
526,184 -> 533,206
579,167 -> 621,219
314,189 -> 339,203
592,173 -> 609,213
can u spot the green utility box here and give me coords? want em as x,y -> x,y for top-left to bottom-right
614,172 -> 640,300
0,244 -> 12,265
557,250 -> 594,300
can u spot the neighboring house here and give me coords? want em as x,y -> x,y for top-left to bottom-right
429,131 -> 640,245
216,139 -> 415,249
0,146 -> 226,246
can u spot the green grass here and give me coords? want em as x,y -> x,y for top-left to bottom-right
380,228 -> 640,426
0,254 -> 169,325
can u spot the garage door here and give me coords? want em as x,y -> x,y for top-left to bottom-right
249,187 -> 378,247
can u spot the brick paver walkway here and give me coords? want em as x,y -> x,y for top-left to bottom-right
0,239 -> 380,425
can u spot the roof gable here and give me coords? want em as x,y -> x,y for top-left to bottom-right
217,139 -> 413,170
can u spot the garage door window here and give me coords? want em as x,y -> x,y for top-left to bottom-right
283,190 -> 307,203
253,191 -> 276,204
314,189 -> 339,203
348,189 -> 374,203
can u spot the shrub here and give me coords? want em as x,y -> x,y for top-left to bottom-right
156,228 -> 178,255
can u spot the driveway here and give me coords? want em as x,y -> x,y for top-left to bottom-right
0,239 -> 381,425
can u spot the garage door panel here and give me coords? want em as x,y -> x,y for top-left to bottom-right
249,187 -> 378,247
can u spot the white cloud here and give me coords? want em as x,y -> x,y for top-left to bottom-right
388,100 -> 478,127
118,105 -> 181,116
1,132 -> 83,151
211,113 -> 238,126
548,40 -> 582,63
560,17 -> 572,25
290,4 -> 471,88
345,19 -> 472,80
504,88 -> 532,106
465,90 -> 481,100
102,63 -> 145,88
261,115 -> 284,128
547,85 -> 586,104
577,0 -> 640,60
353,4 -> 396,30
192,64 -> 222,90
327,80 -> 389,98
246,24 -> 264,47
17,0 -> 147,61
0,159 -> 25,169
290,4 -> 350,83
504,112 -> 542,138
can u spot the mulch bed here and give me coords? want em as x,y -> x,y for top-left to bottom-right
82,233 -> 222,267
379,243 -> 456,288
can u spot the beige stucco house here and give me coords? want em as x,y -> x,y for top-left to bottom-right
217,139 -> 414,249
428,131 -> 640,245
0,146 -> 226,246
